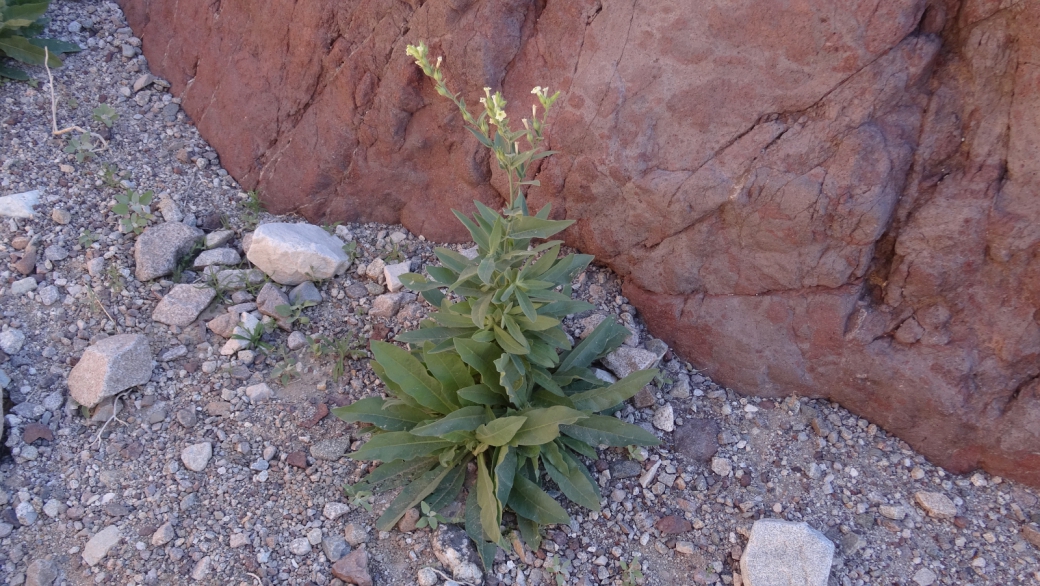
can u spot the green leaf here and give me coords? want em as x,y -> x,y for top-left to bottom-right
514,288 -> 537,321
349,431 -> 453,462
427,265 -> 458,286
569,369 -> 658,412
477,454 -> 502,543
3,3 -> 49,25
539,299 -> 596,318
455,337 -> 506,394
544,449 -> 601,511
511,406 -> 587,445
557,317 -> 630,373
502,315 -> 531,353
465,125 -> 493,148
363,456 -> 439,493
465,490 -> 500,570
0,34 -> 59,66
510,216 -> 574,239
560,414 -> 661,447
471,292 -> 493,329
28,37 -> 81,55
494,324 -> 529,355
478,256 -> 495,284
508,474 -> 570,525
331,397 -> 429,431
517,514 -> 543,552
398,273 -> 442,292
371,341 -> 457,414
452,209 -> 490,251
410,406 -> 488,437
424,460 -> 467,512
111,203 -> 129,216
559,436 -> 598,459
458,383 -> 507,406
376,463 -> 456,531
475,416 -> 527,446
423,346 -> 474,392
431,310 -> 479,329
539,253 -> 593,286
395,326 -> 468,344
494,446 -> 517,507
434,247 -> 472,272
0,62 -> 29,80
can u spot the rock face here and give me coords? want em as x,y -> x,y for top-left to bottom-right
67,334 -> 154,408
120,0 -> 1040,485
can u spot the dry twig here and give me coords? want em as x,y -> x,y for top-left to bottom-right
44,47 -> 108,151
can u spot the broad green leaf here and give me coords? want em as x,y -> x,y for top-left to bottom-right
363,456 -> 439,493
527,339 -> 560,369
494,324 -> 529,355
410,406 -> 488,437
27,37 -> 81,55
465,125 -> 493,147
560,414 -> 661,447
539,299 -> 596,318
427,265 -> 458,286
477,454 -> 502,542
452,209 -> 489,251
502,315 -> 531,352
376,463 -> 455,531
421,288 -> 445,307
508,474 -> 570,525
494,446 -> 517,507
523,243 -> 560,279
434,247 -> 472,272
0,34 -> 59,66
569,369 -> 658,412
3,3 -> 49,25
531,368 -> 566,397
510,216 -> 574,239
458,383 -> 507,406
432,310 -> 481,328
559,436 -> 598,459
471,292 -> 493,328
511,406 -> 587,445
371,341 -> 457,414
425,457 -> 469,512
424,346 -> 474,392
539,253 -> 593,286
395,326 -> 468,344
514,287 -> 536,321
541,440 -> 569,475
475,416 -> 527,446
398,273 -> 441,292
331,397 -> 428,431
517,514 -> 542,551
557,317 -> 630,373
515,314 -> 560,331
474,200 -> 502,227
455,337 -> 506,394
529,327 -> 572,351
465,490 -> 500,570
544,449 -> 601,511
349,431 -> 453,462
478,256 -> 495,284
0,63 -> 29,79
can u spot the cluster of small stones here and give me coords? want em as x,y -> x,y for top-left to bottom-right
0,2 -> 1039,586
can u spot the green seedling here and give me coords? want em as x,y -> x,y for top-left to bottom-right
92,104 -> 118,127
112,189 -> 154,235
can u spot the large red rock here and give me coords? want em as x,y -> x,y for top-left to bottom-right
119,0 -> 1040,485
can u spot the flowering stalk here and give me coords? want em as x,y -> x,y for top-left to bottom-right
406,41 -> 560,212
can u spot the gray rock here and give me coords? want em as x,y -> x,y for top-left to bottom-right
307,528 -> 323,545
67,334 -> 154,408
740,519 -> 833,586
16,501 -> 38,525
324,502 -> 351,520
245,383 -> 274,403
289,281 -> 323,305
370,292 -> 406,319
152,284 -> 216,327
432,525 -> 483,584
205,230 -> 234,249
52,208 -> 72,224
25,559 -> 58,586
417,567 -> 439,586
44,245 -> 68,261
37,285 -> 59,306
0,328 -> 25,354
672,418 -> 720,463
287,331 -> 307,350
602,347 -> 660,379
610,460 -> 643,479
134,222 -> 203,281
0,523 -> 11,538
383,260 -> 411,292
914,491 -> 957,519
10,276 -> 37,295
207,313 -> 238,338
311,436 -> 352,461
229,533 -> 249,548
157,196 -> 183,222
256,282 -> 290,328
210,267 -> 266,289
246,223 -> 349,285
652,404 -> 675,432
193,247 -> 240,268
83,525 -> 121,566
181,442 -> 213,472
161,345 -> 188,362
151,522 -> 175,546
289,537 -> 312,555
879,505 -> 906,521
0,189 -> 40,218
913,568 -> 937,586
86,257 -> 105,277
711,457 -> 733,477
176,409 -> 197,428
343,523 -> 369,546
132,73 -> 154,92
190,556 -> 212,580
322,535 -> 350,562
365,258 -> 386,281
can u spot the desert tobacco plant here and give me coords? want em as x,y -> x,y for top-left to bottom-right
333,42 -> 659,569
0,0 -> 81,81
112,188 -> 154,234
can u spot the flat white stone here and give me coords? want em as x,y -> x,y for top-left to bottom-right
246,223 -> 349,285
0,190 -> 40,218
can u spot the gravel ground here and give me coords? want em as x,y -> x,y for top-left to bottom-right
1,2 -> 1039,585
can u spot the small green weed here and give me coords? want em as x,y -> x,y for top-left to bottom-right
271,352 -> 301,386
381,242 -> 405,263
99,163 -> 123,188
322,222 -> 341,235
92,104 -> 118,128
112,189 -> 154,235
171,241 -> 204,283
78,228 -> 99,249
105,264 -> 125,294
342,240 -> 360,264
231,321 -> 274,353
415,500 -> 450,530
626,445 -> 648,462
344,483 -> 373,512
619,555 -> 644,586
238,190 -> 263,229
274,300 -> 316,328
64,131 -> 96,162
544,555 -> 572,586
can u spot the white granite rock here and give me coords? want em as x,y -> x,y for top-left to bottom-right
246,223 -> 349,285
152,285 -> 216,327
0,189 -> 40,218
740,519 -> 834,586
83,525 -> 122,566
67,334 -> 154,408
181,441 -> 213,472
193,247 -> 241,268
383,260 -> 412,292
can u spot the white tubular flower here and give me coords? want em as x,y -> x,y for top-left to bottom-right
495,110 -> 507,122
